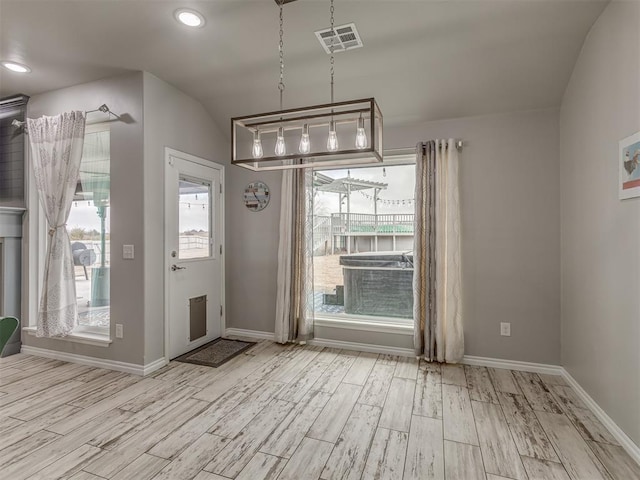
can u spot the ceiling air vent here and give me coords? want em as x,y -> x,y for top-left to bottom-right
314,23 -> 363,54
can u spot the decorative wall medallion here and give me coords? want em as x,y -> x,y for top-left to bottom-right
243,181 -> 270,212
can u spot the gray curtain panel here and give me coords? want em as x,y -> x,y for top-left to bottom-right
413,141 -> 437,359
275,165 -> 315,343
414,139 -> 464,362
289,168 -> 315,342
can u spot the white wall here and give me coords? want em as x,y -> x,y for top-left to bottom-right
386,109 -> 561,364
142,72 -> 229,364
23,72 -> 229,368
559,0 -> 640,445
226,166 -> 283,334
25,72 -> 146,364
226,108 -> 562,365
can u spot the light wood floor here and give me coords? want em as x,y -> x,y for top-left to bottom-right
1,340 -> 638,480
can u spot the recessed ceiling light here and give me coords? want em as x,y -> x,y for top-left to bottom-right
174,8 -> 205,28
1,61 -> 31,73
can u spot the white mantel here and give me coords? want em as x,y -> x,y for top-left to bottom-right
0,207 -> 26,237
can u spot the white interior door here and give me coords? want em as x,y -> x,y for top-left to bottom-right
165,149 -> 223,359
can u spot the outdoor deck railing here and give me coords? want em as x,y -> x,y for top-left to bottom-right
313,213 -> 414,242
326,212 -> 414,234
313,216 -> 333,253
179,235 -> 209,251
313,213 -> 414,254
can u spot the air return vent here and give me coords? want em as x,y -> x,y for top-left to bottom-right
314,23 -> 363,54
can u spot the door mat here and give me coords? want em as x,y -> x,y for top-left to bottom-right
174,338 -> 256,368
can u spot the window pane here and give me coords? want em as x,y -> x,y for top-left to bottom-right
68,129 -> 110,329
312,165 -> 415,323
179,177 -> 211,259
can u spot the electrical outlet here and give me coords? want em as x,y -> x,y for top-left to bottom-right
500,322 -> 511,337
115,324 -> 124,339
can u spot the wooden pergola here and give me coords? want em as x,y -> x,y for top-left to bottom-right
314,172 -> 388,253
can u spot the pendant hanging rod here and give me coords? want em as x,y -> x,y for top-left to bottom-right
278,0 -> 285,112
243,107 -> 369,129
235,97 -> 375,123
245,118 -> 363,135
11,103 -> 121,130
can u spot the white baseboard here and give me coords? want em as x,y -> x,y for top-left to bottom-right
224,328 -> 275,341
308,337 -> 415,357
561,368 -> 640,465
21,345 -> 167,376
143,357 -> 169,376
462,355 -> 564,376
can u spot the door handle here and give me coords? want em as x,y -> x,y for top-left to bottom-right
171,264 -> 187,271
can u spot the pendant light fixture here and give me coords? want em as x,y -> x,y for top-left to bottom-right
231,0 -> 383,171
252,130 -> 263,158
355,114 -> 367,149
299,123 -> 311,154
275,126 -> 286,156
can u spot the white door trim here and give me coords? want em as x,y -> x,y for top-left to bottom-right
163,147 -> 225,363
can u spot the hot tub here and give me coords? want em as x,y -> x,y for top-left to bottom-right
339,251 -> 413,318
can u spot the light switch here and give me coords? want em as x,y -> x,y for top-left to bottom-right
123,244 -> 134,259
500,322 -> 511,337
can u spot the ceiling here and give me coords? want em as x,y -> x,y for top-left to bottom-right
0,0 -> 608,135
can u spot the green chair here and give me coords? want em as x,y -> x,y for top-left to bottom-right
0,317 -> 19,357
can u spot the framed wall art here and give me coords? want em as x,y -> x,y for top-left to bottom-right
619,131 -> 640,200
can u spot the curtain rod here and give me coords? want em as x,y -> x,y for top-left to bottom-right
427,140 -> 463,151
385,140 -> 464,158
11,104 -> 121,131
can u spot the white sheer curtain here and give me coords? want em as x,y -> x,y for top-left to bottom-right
414,139 -> 463,362
28,111 -> 86,337
275,167 -> 314,343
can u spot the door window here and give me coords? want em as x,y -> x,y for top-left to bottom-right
178,177 -> 212,260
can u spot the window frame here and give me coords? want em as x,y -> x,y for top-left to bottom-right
311,152 -> 417,330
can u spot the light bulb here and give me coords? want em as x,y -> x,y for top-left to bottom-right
299,124 -> 311,154
252,131 -> 263,159
327,121 -> 339,152
355,116 -> 367,149
275,126 -> 286,156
